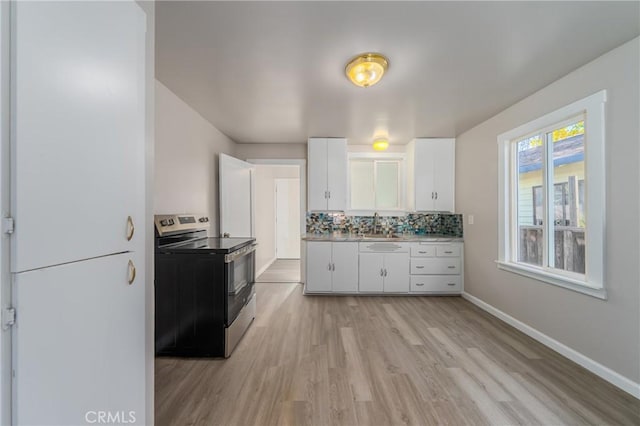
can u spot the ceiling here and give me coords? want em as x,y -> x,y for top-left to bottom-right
156,1 -> 640,145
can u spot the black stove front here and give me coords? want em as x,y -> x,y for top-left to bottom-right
154,214 -> 256,358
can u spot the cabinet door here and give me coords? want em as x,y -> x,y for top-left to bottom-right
326,138 -> 347,211
383,253 -> 410,293
305,242 -> 332,292
12,1 -> 146,272
331,242 -> 359,292
14,252 -> 145,425
359,253 -> 384,292
432,138 -> 455,212
307,138 -> 328,211
413,140 -> 436,211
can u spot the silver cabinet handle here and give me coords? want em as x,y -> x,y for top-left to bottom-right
328,191 -> 331,199
332,263 -> 335,271
127,260 -> 136,285
384,269 -> 388,277
416,283 -> 424,286
126,216 -> 135,241
447,283 -> 456,286
431,192 -> 434,199
415,266 -> 425,269
380,269 -> 384,276
418,251 -> 427,254
328,263 -> 332,271
435,192 -> 438,200
444,251 -> 453,254
447,266 -> 456,269
324,190 -> 328,199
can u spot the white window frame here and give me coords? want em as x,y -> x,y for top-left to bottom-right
497,90 -> 606,299
347,152 -> 406,216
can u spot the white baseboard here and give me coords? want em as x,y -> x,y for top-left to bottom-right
462,292 -> 640,400
256,257 -> 277,278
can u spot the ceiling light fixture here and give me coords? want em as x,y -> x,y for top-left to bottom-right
345,53 -> 389,88
373,137 -> 389,151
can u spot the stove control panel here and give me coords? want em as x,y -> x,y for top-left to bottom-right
154,214 -> 209,236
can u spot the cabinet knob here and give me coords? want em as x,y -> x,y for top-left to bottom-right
447,266 -> 456,269
447,283 -> 456,286
415,266 -> 424,269
444,251 -> 453,254
416,283 -> 424,286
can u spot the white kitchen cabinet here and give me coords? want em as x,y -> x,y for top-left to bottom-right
382,253 -> 410,293
12,0 -> 146,272
332,242 -> 359,292
9,2 -> 149,424
14,251 -> 145,425
358,253 -> 384,292
409,242 -> 464,294
305,241 -> 358,293
407,138 -> 455,212
307,137 -> 347,211
358,243 -> 410,293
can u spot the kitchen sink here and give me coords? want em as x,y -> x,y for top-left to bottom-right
360,234 -> 402,240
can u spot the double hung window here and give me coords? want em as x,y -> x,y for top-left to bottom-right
497,91 -> 606,298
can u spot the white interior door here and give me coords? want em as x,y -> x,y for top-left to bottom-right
11,1 -> 145,272
219,153 -> 254,237
13,252 -> 145,425
275,179 -> 300,259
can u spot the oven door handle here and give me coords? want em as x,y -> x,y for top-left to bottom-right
225,243 -> 257,263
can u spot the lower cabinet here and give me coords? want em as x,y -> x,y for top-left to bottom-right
306,241 -> 358,293
305,240 -> 463,295
410,242 -> 463,294
359,252 -> 409,293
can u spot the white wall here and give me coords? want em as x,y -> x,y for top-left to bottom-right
253,165 -> 300,275
236,143 -> 306,160
155,80 -> 236,235
456,38 -> 639,385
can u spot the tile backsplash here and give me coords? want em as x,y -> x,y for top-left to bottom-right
306,212 -> 463,237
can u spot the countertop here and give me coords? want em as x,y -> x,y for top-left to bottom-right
302,233 -> 463,242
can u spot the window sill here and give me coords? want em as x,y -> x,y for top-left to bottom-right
495,261 -> 607,300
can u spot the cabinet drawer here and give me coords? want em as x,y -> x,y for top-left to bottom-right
410,258 -> 460,275
436,245 -> 460,257
410,245 -> 435,257
411,276 -> 461,292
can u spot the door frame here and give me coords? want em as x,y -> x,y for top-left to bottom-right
246,159 -> 306,238
274,177 -> 301,260
247,159 -> 306,282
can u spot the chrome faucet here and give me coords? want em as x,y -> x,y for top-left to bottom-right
373,212 -> 380,235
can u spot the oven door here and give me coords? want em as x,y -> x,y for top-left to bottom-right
225,244 -> 256,326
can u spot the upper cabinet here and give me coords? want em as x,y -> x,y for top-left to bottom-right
407,138 -> 455,212
308,138 -> 347,211
11,0 -> 146,272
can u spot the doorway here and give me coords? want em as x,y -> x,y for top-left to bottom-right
249,160 -> 305,283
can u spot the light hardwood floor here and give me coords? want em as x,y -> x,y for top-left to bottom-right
256,259 -> 301,283
155,283 -> 640,425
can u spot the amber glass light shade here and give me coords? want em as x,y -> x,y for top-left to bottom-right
345,53 -> 389,88
372,138 -> 389,151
